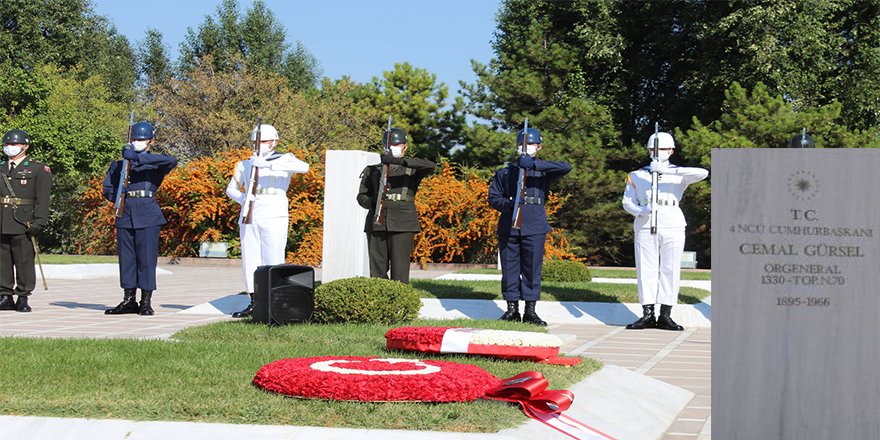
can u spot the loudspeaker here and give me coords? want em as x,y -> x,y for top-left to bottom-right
252,265 -> 314,326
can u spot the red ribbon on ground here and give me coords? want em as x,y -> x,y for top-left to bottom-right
484,372 -> 618,440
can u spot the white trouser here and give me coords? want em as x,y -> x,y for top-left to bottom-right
240,217 -> 289,293
634,227 -> 685,305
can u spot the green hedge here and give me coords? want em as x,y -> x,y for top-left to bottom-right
314,277 -> 421,324
542,259 -> 592,282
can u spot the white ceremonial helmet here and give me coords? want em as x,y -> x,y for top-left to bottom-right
251,124 -> 279,141
646,132 -> 675,151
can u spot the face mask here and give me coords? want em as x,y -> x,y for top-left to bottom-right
257,141 -> 274,156
132,140 -> 149,152
3,145 -> 22,157
390,146 -> 404,158
526,144 -> 539,156
653,150 -> 672,162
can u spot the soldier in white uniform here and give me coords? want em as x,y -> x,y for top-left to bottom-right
622,132 -> 708,330
226,124 -> 309,318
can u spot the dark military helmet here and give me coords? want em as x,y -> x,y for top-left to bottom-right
382,127 -> 408,145
517,127 -> 542,145
789,133 -> 815,148
2,129 -> 29,145
131,122 -> 155,140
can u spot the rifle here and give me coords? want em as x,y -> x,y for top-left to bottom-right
114,111 -> 135,217
801,127 -> 808,148
650,122 -> 660,235
511,118 -> 528,230
239,117 -> 262,224
26,222 -> 47,290
372,115 -> 393,226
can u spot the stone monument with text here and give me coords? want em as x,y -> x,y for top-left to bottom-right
713,148 -> 880,439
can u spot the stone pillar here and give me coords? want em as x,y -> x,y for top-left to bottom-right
321,150 -> 379,284
712,148 -> 880,439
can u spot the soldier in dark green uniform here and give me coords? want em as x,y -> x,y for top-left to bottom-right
0,129 -> 52,312
356,128 -> 435,284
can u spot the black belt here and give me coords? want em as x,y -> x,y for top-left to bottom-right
126,190 -> 154,198
0,196 -> 34,206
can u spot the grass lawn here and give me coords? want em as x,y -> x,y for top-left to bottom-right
413,279 -> 710,304
0,318 -> 600,432
39,254 -> 118,264
457,267 -> 712,281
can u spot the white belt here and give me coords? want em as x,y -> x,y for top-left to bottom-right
641,199 -> 678,206
256,188 -> 285,195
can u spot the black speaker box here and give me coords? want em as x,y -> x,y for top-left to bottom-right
252,264 -> 314,326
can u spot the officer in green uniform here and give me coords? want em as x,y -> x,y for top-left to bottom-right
0,129 -> 52,312
356,128 -> 435,284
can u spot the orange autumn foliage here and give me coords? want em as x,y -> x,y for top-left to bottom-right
72,153 -> 575,265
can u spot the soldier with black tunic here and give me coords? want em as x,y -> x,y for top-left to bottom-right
357,128 -> 435,284
102,122 -> 178,315
0,129 -> 52,313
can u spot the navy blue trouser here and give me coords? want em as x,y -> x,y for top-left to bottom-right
498,233 -> 546,301
117,225 -> 161,290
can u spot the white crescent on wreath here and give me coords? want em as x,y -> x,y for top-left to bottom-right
253,356 -> 501,402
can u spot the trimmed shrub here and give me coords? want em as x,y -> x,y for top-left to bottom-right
313,277 -> 421,324
542,259 -> 592,282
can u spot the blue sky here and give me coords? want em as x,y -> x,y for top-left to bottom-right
93,0 -> 501,98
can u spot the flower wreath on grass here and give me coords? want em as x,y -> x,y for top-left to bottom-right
385,327 -> 581,365
253,356 -> 501,402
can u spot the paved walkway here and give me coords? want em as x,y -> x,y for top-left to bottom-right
0,263 -> 711,439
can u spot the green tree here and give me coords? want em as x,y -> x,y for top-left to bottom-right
151,55 -> 378,161
179,0 -> 321,91
674,81 -> 880,267
0,0 -> 137,103
354,62 -> 464,159
136,28 -> 172,90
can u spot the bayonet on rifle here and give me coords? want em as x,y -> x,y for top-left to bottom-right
373,115 -> 393,226
114,111 -> 136,217
511,118 -> 528,230
239,117 -> 262,224
650,122 -> 660,235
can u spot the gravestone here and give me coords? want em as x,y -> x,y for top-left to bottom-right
321,150 -> 379,283
712,148 -> 880,439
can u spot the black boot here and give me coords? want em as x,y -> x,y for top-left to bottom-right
232,294 -> 254,318
0,294 -> 15,311
138,290 -> 154,316
15,295 -> 31,313
626,304 -> 656,329
656,304 -> 684,331
105,288 -> 139,315
499,301 -> 521,322
522,301 -> 547,326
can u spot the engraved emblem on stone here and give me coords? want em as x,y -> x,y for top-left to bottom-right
787,169 -> 819,200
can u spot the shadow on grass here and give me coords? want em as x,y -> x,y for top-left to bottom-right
540,285 -> 623,303
410,279 -> 498,300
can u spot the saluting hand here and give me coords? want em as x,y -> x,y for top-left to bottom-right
381,154 -> 404,165
122,146 -> 139,162
250,155 -> 270,168
515,155 -> 536,170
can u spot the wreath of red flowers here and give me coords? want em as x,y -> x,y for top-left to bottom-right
253,356 -> 501,402
385,327 -> 581,365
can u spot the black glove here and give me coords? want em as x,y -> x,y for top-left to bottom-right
515,155 -> 536,170
380,154 -> 404,165
25,225 -> 41,238
122,145 -> 139,162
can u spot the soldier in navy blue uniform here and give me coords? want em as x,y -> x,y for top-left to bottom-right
0,129 -> 52,313
488,127 -> 571,326
102,122 -> 178,315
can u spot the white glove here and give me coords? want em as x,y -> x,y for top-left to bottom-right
649,160 -> 672,174
250,155 -> 270,168
245,193 -> 256,204
639,203 -> 654,217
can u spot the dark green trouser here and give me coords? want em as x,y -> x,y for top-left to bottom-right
367,231 -> 415,284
